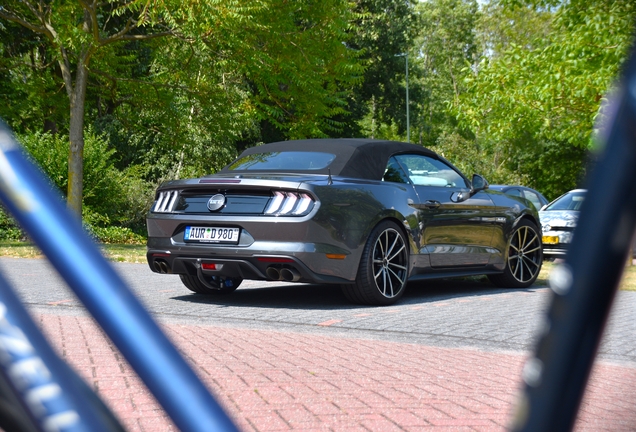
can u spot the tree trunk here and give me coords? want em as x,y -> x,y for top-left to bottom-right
67,59 -> 89,216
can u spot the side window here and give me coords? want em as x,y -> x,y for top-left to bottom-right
506,188 -> 523,197
523,191 -> 542,210
383,157 -> 410,184
394,154 -> 468,188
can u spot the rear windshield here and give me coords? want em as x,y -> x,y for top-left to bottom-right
228,151 -> 336,171
545,191 -> 586,211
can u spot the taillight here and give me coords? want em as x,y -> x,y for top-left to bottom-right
153,190 -> 179,213
264,191 -> 315,216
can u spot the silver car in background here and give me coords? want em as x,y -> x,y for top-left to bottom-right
539,189 -> 586,258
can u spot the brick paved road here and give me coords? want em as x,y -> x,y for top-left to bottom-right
1,257 -> 635,431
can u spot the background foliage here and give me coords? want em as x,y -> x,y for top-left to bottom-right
0,0 -> 633,242
449,0 -> 635,198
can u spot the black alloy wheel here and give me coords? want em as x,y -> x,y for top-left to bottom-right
341,220 -> 409,305
489,219 -> 543,288
179,274 -> 242,294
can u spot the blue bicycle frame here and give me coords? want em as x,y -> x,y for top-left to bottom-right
0,124 -> 237,431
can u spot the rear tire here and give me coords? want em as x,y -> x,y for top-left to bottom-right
488,219 -> 542,288
341,220 -> 409,306
179,274 -> 242,294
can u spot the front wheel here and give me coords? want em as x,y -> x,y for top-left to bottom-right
341,220 -> 409,306
179,274 -> 242,295
488,219 -> 543,288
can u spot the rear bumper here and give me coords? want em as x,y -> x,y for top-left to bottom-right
146,224 -> 359,284
542,242 -> 569,257
146,249 -> 350,284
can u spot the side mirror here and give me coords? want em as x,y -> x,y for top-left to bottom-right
451,174 -> 489,203
471,174 -> 489,192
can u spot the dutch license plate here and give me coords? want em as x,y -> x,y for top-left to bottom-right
542,235 -> 559,245
184,226 -> 240,243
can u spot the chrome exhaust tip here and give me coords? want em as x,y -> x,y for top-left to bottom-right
161,261 -> 170,274
154,260 -> 170,274
266,266 -> 281,280
280,267 -> 301,282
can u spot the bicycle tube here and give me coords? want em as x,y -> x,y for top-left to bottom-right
510,39 -> 636,431
0,269 -> 126,432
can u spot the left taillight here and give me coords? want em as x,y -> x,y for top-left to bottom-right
153,190 -> 179,213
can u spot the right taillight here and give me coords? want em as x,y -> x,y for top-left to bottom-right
264,191 -> 315,216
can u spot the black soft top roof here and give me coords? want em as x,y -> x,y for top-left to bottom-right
220,138 -> 437,180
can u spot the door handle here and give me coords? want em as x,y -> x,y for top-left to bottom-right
423,200 -> 441,209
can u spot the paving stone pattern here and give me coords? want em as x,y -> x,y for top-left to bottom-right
34,313 -> 636,431
1,258 -> 635,431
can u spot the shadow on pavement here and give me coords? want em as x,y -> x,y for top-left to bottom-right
169,275 -> 548,310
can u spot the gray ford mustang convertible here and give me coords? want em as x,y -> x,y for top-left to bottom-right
146,139 -> 542,305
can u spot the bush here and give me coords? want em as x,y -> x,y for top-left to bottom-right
433,132 -> 587,200
0,206 -> 24,241
434,132 -> 528,185
0,204 -> 145,245
86,226 -> 146,245
0,130 -> 154,243
17,130 -> 154,233
81,206 -> 147,244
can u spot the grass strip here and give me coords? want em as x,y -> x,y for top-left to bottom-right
0,240 -> 147,264
534,260 -> 636,291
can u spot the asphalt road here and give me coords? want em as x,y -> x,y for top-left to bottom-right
2,257 -> 635,365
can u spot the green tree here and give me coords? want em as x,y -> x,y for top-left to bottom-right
0,21 -> 68,134
458,0 -> 635,147
89,0 -> 361,178
235,1 -> 362,140
477,0 -> 552,58
16,129 -> 152,242
411,0 -> 479,147
343,0 -> 418,139
0,1 -> 362,215
452,0 -> 635,197
0,1 -> 183,215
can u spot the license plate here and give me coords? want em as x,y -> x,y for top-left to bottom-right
542,235 -> 559,245
184,226 -> 240,243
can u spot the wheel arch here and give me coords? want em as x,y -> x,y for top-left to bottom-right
383,216 -> 414,250
489,215 -> 543,288
358,215 -> 415,273
341,216 -> 411,305
516,213 -> 541,230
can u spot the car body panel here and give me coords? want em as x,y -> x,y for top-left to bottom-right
488,185 -> 549,211
484,190 -> 540,269
413,187 -> 497,267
